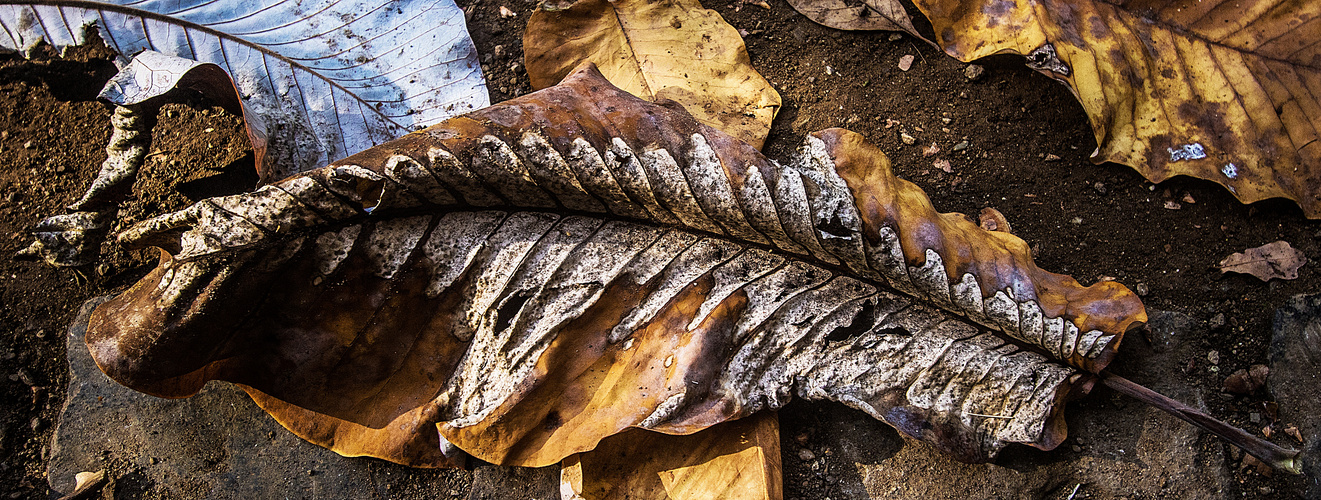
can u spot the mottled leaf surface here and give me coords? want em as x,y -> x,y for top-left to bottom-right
785,0 -> 925,39
86,65 -> 1145,470
0,0 -> 488,180
1218,240 -> 1307,281
912,0 -> 1321,217
524,0 -> 780,149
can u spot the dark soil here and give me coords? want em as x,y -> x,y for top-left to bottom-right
2,0 -> 1317,498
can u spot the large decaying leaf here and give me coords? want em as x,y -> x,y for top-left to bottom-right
85,64 -> 1145,470
0,0 -> 488,181
911,0 -> 1321,217
785,0 -> 925,39
524,0 -> 780,149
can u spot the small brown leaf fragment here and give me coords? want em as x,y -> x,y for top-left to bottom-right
1043,153 -> 1060,162
1223,364 -> 1269,395
1182,193 -> 1196,204
978,207 -> 1011,234
1217,241 -> 1307,281
933,159 -> 952,173
898,54 -> 914,71
922,142 -> 940,156
1285,425 -> 1303,443
1163,200 -> 1181,210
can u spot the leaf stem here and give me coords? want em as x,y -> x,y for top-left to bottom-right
1100,371 -> 1301,474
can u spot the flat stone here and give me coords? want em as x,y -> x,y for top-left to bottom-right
47,297 -> 474,499
1270,293 -> 1321,496
783,310 -> 1231,499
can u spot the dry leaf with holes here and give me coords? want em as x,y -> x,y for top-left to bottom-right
524,0 -> 780,149
1218,241 -> 1307,281
911,0 -> 1321,218
85,64 -> 1152,473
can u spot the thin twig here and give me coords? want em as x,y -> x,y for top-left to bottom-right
1101,371 -> 1301,474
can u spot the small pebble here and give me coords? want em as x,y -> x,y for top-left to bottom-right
1092,182 -> 1107,194
55,165 -> 66,173
23,141 -> 34,149
1208,313 -> 1225,329
798,449 -> 815,461
1044,153 -> 1060,161
900,132 -> 917,145
1071,444 -> 1082,453
888,33 -> 903,41
1207,350 -> 1220,365
1249,412 -> 1261,424
1135,283 -> 1149,296
952,140 -> 969,151
1069,217 -> 1083,225
963,64 -> 985,81
898,54 -> 915,71
29,417 -> 41,431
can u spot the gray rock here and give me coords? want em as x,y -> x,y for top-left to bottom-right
799,310 -> 1232,499
48,297 -> 474,499
1271,293 -> 1321,496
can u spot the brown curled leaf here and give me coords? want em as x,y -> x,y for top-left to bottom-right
784,0 -> 927,41
86,64 -> 1143,470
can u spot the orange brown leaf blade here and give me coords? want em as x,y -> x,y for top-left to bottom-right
86,64 -> 1142,470
524,0 -> 781,149
912,0 -> 1321,217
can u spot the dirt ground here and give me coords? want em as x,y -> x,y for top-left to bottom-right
1,0 -> 1318,498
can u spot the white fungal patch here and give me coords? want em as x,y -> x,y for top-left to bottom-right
795,136 -> 872,273
1221,163 -> 1238,179
909,249 -> 954,309
426,147 -> 503,206
324,165 -> 385,211
684,134 -> 768,244
1168,143 -> 1207,162
866,226 -> 920,297
1059,320 -> 1082,360
687,248 -> 785,331
604,138 -> 680,224
638,391 -> 686,428
737,163 -> 808,255
730,261 -> 834,344
312,225 -> 363,280
175,202 -> 267,260
1074,330 -> 1105,361
638,147 -> 724,234
609,238 -> 741,344
273,177 -> 361,221
384,154 -> 456,206
1017,300 -> 1045,346
951,273 -> 987,324
983,290 -> 1021,336
209,185 -> 324,233
422,211 -> 507,297
470,135 -> 556,208
516,132 -> 604,212
1041,316 -> 1066,358
363,216 -> 431,279
451,212 -> 558,341
771,167 -> 838,265
564,137 -> 649,219
619,230 -> 699,286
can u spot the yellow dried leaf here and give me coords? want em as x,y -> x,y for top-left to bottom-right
524,0 -> 781,149
912,0 -> 1321,217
